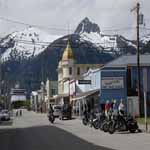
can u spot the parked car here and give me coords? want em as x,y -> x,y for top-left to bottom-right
59,104 -> 72,120
52,105 -> 61,117
0,109 -> 11,121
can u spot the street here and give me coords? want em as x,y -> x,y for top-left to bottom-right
0,110 -> 150,150
0,110 -> 111,150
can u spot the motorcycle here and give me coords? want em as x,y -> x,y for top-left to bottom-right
108,114 -> 139,134
92,112 -> 106,130
48,113 -> 55,124
82,111 -> 99,129
100,111 -> 112,132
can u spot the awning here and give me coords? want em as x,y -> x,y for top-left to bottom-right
71,89 -> 100,101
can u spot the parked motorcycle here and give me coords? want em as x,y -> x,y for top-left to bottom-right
108,114 -> 139,134
82,111 -> 99,129
92,112 -> 106,130
48,113 -> 55,124
100,111 -> 112,132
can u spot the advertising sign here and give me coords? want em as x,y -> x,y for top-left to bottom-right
101,77 -> 124,89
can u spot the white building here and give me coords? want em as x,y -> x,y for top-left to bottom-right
58,41 -> 102,97
10,88 -> 26,103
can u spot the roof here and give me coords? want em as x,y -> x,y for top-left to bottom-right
71,89 -> 99,101
62,41 -> 74,61
104,54 -> 150,67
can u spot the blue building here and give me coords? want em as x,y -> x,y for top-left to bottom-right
100,54 -> 150,116
100,67 -> 127,111
72,54 -> 150,116
105,54 -> 150,116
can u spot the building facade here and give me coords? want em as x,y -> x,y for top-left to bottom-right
58,41 -> 103,96
71,54 -> 150,116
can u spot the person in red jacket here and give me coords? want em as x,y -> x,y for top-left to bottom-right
105,100 -> 110,117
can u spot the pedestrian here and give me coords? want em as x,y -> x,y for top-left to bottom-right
112,99 -> 118,116
16,110 -> 18,117
118,99 -> 125,116
20,109 -> 22,116
105,100 -> 110,117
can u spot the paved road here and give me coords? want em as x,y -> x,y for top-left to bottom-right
0,110 -> 112,150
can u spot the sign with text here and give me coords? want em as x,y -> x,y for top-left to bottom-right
78,80 -> 91,84
101,77 -> 124,89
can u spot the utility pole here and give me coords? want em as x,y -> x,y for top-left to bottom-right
131,2 -> 141,116
137,3 -> 141,116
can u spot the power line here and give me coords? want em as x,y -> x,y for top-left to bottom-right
0,16 -> 74,32
101,27 -> 135,32
0,16 -> 138,33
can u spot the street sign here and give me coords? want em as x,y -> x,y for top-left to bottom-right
78,80 -> 91,84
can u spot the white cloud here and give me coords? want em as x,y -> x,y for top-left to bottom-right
0,0 -> 149,39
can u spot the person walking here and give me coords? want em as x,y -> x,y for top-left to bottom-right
16,110 -> 18,117
19,109 -> 22,116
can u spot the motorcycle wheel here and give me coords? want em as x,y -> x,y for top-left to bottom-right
129,129 -> 136,133
109,121 -> 115,134
82,118 -> 88,126
103,122 -> 109,132
49,116 -> 55,123
93,120 -> 99,129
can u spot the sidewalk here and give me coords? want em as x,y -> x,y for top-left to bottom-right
54,118 -> 150,150
139,124 -> 150,133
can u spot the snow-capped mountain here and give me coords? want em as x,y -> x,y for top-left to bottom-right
75,18 -> 137,55
1,17 -> 150,94
0,27 -> 61,61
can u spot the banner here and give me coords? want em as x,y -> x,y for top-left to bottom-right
101,77 -> 124,89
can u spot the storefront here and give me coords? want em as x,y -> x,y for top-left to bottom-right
100,67 -> 127,111
71,89 -> 99,116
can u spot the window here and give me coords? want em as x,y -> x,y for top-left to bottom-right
77,67 -> 80,75
51,89 -> 56,95
69,67 -> 72,75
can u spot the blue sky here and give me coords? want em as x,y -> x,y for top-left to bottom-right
0,0 -> 149,39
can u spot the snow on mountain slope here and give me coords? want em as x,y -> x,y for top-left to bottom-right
80,32 -> 118,51
76,18 -> 136,54
1,27 -> 61,61
141,34 -> 150,44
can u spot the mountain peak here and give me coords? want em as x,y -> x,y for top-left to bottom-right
75,17 -> 100,34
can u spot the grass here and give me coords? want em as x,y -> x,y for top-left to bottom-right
137,117 -> 150,124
